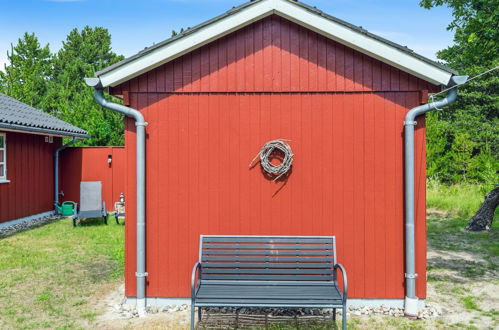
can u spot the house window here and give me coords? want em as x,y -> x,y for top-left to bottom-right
0,133 -> 6,180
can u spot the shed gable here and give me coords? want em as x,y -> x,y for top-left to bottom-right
98,0 -> 456,88
110,16 -> 438,96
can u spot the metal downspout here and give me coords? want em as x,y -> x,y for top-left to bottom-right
54,137 -> 77,211
84,78 -> 148,317
403,75 -> 467,316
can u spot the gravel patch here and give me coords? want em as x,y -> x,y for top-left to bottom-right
0,214 -> 63,238
111,303 -> 442,321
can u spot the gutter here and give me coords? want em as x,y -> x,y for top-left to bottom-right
84,77 -> 148,317
0,123 -> 88,139
403,75 -> 467,316
54,137 -> 77,210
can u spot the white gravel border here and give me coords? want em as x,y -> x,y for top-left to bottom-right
0,213 -> 63,238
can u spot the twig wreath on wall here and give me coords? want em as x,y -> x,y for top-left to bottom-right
249,139 -> 294,181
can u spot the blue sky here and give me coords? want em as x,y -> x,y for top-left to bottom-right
0,0 -> 454,69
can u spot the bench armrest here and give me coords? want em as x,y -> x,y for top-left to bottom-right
191,262 -> 201,300
334,263 -> 348,305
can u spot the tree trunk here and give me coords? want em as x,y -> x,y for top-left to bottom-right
466,186 -> 499,231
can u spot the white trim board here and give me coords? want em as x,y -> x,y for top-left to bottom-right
125,297 -> 425,309
97,0 -> 453,88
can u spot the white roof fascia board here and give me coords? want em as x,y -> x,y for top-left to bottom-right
99,1 -> 275,87
273,0 -> 452,86
99,0 -> 452,88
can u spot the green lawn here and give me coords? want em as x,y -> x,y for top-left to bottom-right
0,217 -> 124,329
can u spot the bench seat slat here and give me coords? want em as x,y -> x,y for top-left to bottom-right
195,303 -> 344,308
201,262 -> 333,268
202,268 -> 332,275
202,237 -> 333,243
196,284 -> 341,300
203,244 -> 333,250
200,280 -> 336,286
197,284 -> 341,296
202,256 -> 334,262
202,250 -> 332,256
198,292 -> 341,301
202,274 -> 333,280
195,299 -> 341,304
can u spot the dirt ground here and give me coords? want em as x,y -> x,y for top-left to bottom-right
92,250 -> 498,329
93,283 -> 191,330
92,213 -> 498,329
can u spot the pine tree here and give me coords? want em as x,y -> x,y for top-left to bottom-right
47,26 -> 125,146
0,33 -> 52,109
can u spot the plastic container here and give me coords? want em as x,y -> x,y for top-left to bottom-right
56,201 -> 76,216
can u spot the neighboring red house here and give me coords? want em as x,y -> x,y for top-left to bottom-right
89,0 -> 458,309
0,93 -> 87,224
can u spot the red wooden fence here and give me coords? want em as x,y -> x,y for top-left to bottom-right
59,147 -> 126,211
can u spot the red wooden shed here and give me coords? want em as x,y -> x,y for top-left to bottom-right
0,93 -> 87,224
88,0 -> 459,313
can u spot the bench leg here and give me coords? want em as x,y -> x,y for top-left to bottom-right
190,304 -> 195,330
332,308 -> 336,321
198,307 -> 202,322
342,306 -> 347,330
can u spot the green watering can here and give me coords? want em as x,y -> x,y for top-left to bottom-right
55,201 -> 77,216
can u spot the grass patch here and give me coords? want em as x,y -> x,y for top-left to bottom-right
427,214 -> 498,260
0,216 -> 124,329
461,296 -> 481,311
427,181 -> 499,220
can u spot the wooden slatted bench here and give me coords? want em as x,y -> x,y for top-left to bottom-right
190,235 -> 348,330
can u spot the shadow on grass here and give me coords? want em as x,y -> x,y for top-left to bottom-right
77,217 -> 109,227
427,213 -> 498,283
84,259 -> 117,282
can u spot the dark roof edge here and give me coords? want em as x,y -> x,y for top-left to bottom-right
0,123 -> 89,138
291,0 -> 458,75
96,0 -> 457,80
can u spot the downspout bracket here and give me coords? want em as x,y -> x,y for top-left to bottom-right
404,120 -> 417,126
135,272 -> 149,277
405,273 -> 418,279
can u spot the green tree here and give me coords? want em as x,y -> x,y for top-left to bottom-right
0,33 -> 52,109
420,0 -> 499,70
47,26 -> 125,146
421,0 -> 499,185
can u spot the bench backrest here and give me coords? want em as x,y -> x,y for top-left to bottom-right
80,181 -> 103,211
199,235 -> 336,282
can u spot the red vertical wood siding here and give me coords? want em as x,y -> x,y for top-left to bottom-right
112,15 -> 437,299
0,131 -> 60,223
59,147 -> 126,210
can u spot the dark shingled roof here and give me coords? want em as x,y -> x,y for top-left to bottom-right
0,93 -> 88,138
96,0 -> 457,78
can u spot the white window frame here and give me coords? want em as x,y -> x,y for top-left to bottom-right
0,133 -> 7,182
